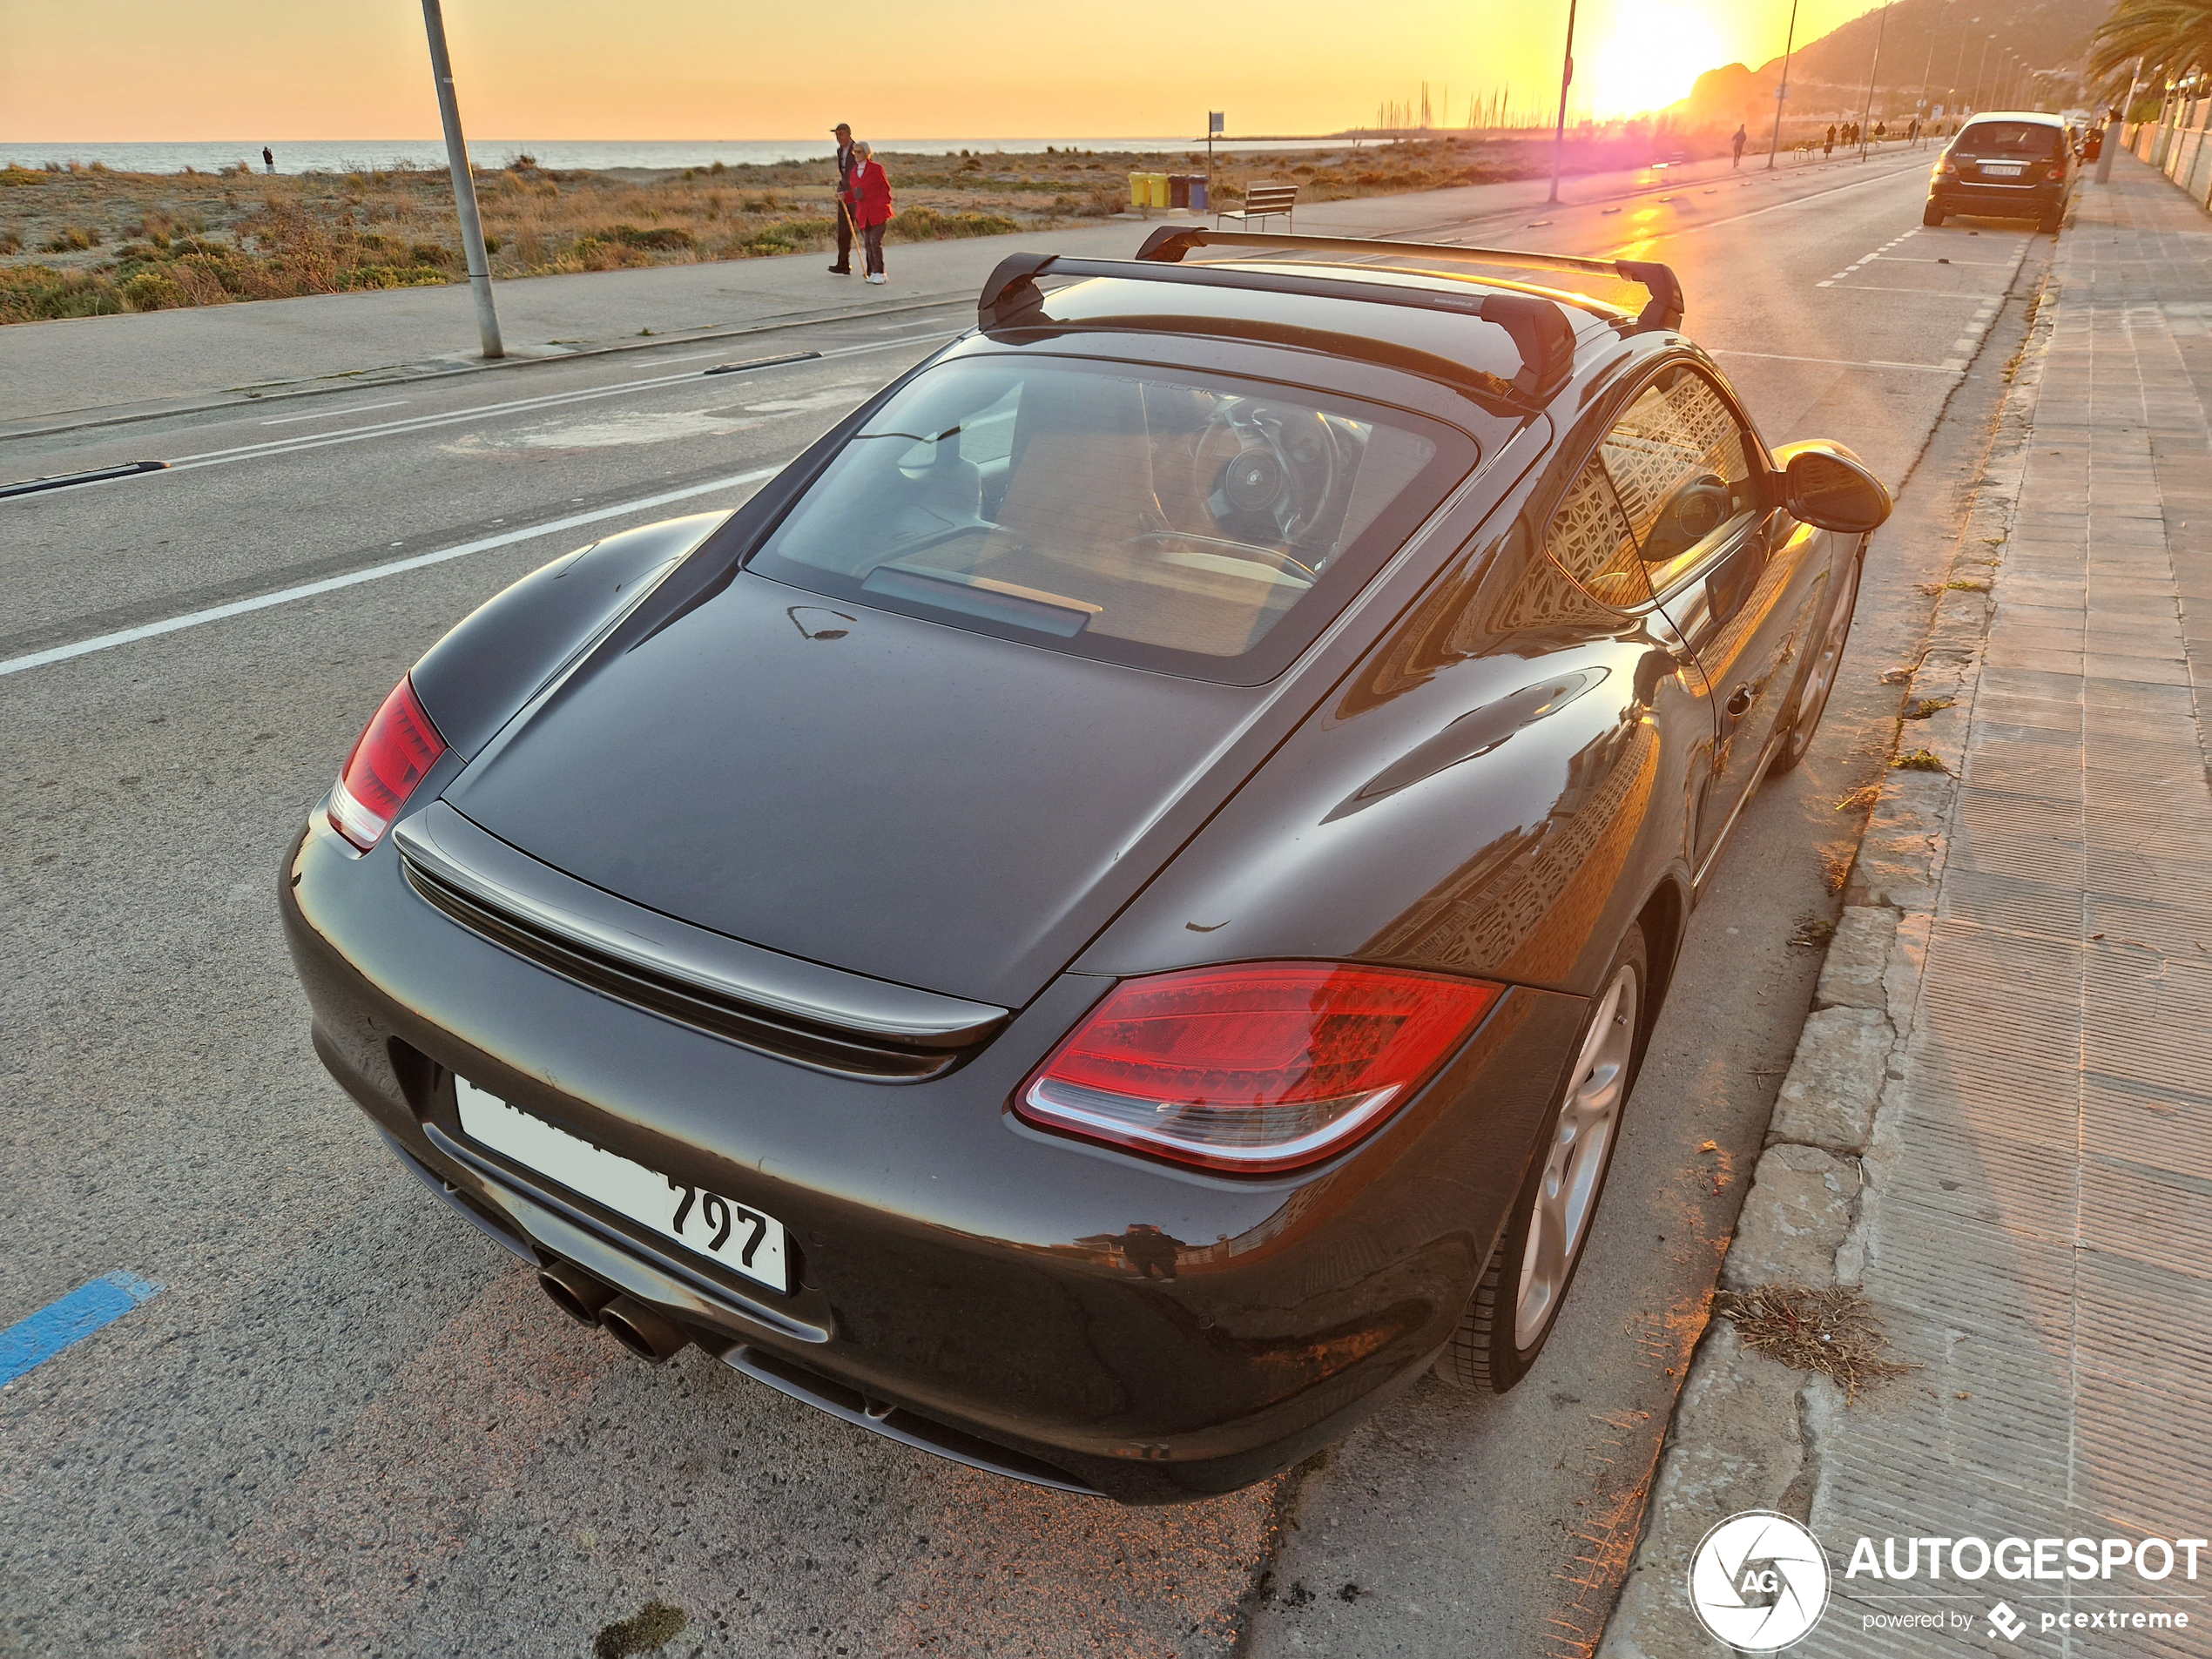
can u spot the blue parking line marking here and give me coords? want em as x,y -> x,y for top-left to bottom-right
0,1271 -> 164,1386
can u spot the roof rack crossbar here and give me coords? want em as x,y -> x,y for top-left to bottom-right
1134,227 -> 1685,334
975,249 -> 1580,405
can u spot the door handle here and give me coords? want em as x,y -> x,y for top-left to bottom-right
1724,683 -> 1755,718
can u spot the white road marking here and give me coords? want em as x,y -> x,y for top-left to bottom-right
260,399 -> 411,426
0,465 -> 779,678
1707,349 -> 1966,374
157,334 -> 956,473
1817,285 -> 2007,298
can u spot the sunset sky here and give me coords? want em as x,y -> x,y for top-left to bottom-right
4,0 -> 1892,141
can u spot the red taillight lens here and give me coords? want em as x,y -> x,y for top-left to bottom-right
327,676 -> 446,851
1016,961 -> 1502,1172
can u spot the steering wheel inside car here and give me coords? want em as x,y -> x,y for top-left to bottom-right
1195,400 -> 1347,551
1643,472 -> 1736,564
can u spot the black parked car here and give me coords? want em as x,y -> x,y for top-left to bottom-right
283,229 -> 1891,1502
1925,110 -> 2075,231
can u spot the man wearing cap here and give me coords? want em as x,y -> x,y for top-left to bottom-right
828,123 -> 858,275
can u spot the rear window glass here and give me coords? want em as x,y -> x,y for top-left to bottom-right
746,353 -> 1472,683
1957,123 -> 2062,158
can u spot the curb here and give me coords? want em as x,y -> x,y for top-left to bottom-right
1594,260 -> 2061,1656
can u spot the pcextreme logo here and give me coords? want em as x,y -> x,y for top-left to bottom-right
1688,1511 -> 1831,1651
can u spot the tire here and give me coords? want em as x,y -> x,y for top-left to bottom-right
1435,924 -> 1649,1393
1769,546 -> 1863,776
1922,200 -> 1946,226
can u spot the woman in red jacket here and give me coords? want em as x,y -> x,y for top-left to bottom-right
850,141 -> 893,284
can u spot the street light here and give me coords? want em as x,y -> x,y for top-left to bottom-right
421,0 -> 502,359
1857,3 -> 1891,159
1548,0 -> 1578,204
1768,0 -> 1802,170
1973,33 -> 1996,114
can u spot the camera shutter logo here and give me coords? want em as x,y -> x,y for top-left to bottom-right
1687,1511 -> 1831,1650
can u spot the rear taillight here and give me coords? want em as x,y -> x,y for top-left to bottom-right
1016,961 -> 1502,1172
327,676 -> 447,851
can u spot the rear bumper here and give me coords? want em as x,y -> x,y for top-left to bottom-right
1931,179 -> 2064,219
282,809 -> 1586,1503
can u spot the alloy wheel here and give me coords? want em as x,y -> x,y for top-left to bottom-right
1514,961 -> 1640,1351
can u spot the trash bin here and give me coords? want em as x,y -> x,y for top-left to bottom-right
1149,172 -> 1170,208
1129,172 -> 1147,208
1169,173 -> 1190,208
1190,178 -> 1209,212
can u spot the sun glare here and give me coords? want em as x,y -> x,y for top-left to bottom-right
1585,7 -> 1729,118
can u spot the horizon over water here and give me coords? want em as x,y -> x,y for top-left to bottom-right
2,137 -> 1371,174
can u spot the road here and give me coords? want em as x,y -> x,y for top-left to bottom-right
0,151 -> 2050,1657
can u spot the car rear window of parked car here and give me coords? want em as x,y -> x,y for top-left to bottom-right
1956,122 -> 2063,158
746,353 -> 1474,683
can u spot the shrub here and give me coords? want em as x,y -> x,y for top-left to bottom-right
42,225 -> 100,252
0,230 -> 20,253
0,265 -> 125,320
408,240 -> 456,266
119,271 -> 185,311
888,207 -> 1018,242
608,224 -> 695,250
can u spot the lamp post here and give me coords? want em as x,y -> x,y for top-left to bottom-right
1857,3 -> 1890,159
1973,34 -> 1996,114
1767,0 -> 1801,169
421,0 -> 502,359
1548,0 -> 1578,204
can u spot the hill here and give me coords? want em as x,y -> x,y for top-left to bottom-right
1671,0 -> 2109,137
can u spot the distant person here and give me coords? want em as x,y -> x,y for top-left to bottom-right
849,140 -> 893,285
1907,115 -> 1920,146
1824,124 -> 1836,158
827,122 -> 857,276
262,145 -> 274,173
1875,119 -> 1886,140
1732,124 -> 1747,166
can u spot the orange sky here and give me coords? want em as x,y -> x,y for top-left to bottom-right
3,0 -> 1890,140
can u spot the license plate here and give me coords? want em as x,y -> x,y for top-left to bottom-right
1980,164 -> 2023,177
456,1077 -> 789,1294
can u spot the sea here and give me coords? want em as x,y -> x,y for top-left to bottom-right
3,138 -> 1363,175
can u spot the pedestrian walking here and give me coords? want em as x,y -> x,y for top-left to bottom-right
262,145 -> 274,173
1731,124 -> 1747,166
827,122 -> 858,275
850,141 -> 893,285
1824,124 -> 1836,158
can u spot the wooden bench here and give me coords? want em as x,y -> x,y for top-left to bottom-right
1217,182 -> 1298,232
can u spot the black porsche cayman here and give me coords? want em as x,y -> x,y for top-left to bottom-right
282,229 -> 1891,1503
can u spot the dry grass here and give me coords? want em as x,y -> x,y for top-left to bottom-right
1903,697 -> 1955,720
1892,747 -> 1949,772
1833,783 -> 1881,813
1820,846 -> 1855,894
0,134 -> 1595,325
1787,915 -> 1837,950
1714,1284 -> 1919,1401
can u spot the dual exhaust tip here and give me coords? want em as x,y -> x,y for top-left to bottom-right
538,1259 -> 689,1362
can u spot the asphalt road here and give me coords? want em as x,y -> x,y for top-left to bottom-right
0,152 -> 2052,1658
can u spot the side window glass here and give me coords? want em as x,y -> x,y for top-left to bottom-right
1539,455 -> 1654,612
1599,368 -> 1761,580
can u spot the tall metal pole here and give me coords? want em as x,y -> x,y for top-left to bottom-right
1857,3 -> 1890,158
1548,0 -> 1578,204
1973,35 -> 1995,114
421,0 -> 502,360
1767,0 -> 1801,170
1917,31 -> 1938,142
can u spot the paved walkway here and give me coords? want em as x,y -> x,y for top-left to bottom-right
1605,152 -> 2212,1657
1,145 -> 1920,435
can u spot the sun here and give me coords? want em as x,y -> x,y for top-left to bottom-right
1584,6 -> 1730,118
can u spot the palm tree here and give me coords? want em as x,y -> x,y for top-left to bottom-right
2091,0 -> 2212,93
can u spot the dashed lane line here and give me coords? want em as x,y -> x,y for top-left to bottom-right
0,465 -> 779,678
1705,349 -> 1966,374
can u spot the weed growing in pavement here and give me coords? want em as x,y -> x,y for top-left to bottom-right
1821,847 -> 1854,893
1714,1284 -> 1919,1401
1788,916 -> 1838,950
1904,697 -> 1955,720
1893,748 -> 1948,772
1944,578 -> 1991,593
1833,783 -> 1881,812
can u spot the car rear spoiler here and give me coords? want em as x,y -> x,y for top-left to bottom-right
1135,227 -> 1686,335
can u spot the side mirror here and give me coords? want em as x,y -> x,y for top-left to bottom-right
1773,442 -> 1892,534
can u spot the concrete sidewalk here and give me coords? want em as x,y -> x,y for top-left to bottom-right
1,145 -> 1920,435
1603,152 -> 2212,1656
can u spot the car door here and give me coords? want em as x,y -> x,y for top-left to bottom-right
1594,363 -> 1828,880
